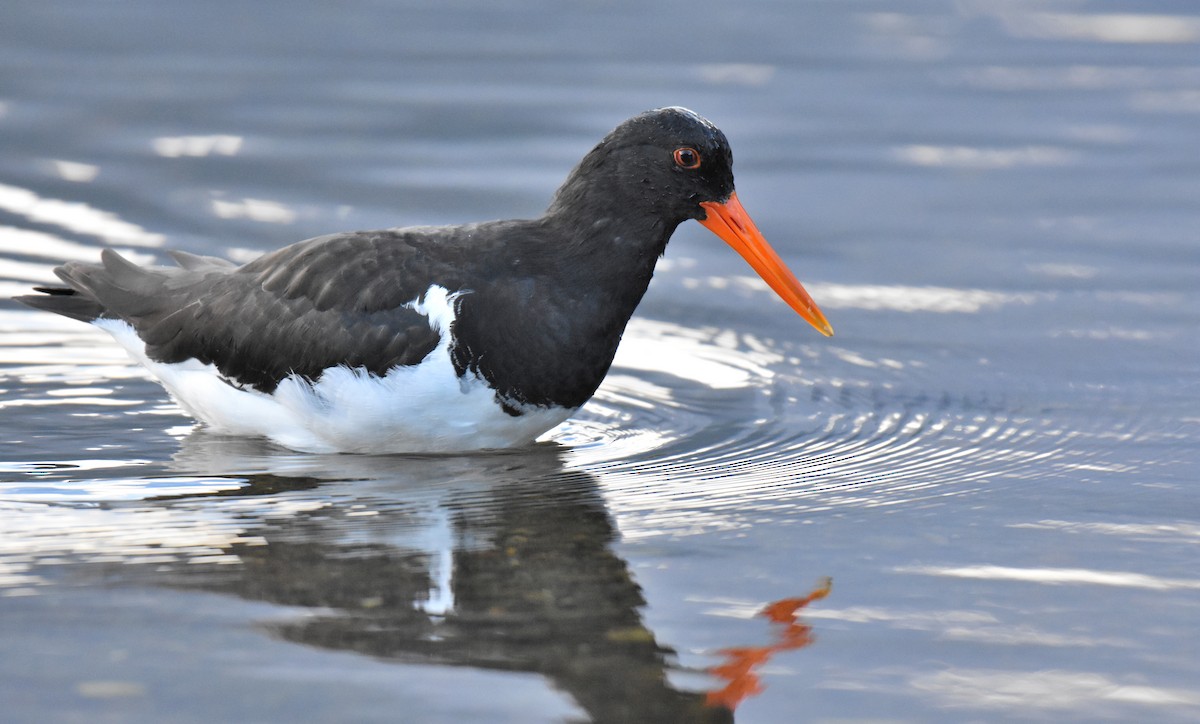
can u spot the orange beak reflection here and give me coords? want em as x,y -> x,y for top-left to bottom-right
699,192 -> 833,337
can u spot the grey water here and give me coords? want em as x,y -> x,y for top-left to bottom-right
1,1 -> 1198,722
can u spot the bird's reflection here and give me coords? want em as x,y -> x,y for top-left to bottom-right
136,432 -> 824,722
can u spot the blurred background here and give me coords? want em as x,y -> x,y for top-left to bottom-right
1,1 -> 1198,722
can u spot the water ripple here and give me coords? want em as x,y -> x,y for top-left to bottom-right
550,318 -> 1152,537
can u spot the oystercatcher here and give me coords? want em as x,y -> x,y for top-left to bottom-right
16,107 -> 833,453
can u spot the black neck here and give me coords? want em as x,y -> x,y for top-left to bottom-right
448,172 -> 685,412
543,150 -> 684,311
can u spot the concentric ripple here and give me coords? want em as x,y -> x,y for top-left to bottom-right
552,317 -> 1158,538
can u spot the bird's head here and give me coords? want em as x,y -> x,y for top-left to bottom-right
571,107 -> 833,337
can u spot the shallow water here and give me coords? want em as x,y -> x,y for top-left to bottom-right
2,1 -> 1199,722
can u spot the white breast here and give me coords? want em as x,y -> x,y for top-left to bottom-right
94,285 -> 575,454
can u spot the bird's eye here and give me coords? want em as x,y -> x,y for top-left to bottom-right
673,147 -> 702,169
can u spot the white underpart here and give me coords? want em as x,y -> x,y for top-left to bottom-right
93,285 -> 575,454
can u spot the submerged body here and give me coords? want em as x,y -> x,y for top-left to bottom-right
92,287 -> 573,454
17,108 -> 832,454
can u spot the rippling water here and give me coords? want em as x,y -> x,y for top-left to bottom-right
2,1 -> 1199,722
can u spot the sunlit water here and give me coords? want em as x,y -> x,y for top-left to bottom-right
2,2 -> 1199,723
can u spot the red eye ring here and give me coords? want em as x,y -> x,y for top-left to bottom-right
673,147 -> 702,169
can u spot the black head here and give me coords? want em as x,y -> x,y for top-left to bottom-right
544,107 -> 835,338
548,107 -> 737,225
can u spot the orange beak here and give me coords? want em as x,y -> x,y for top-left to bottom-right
699,191 -> 834,336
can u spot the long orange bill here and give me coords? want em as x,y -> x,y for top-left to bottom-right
699,191 -> 834,336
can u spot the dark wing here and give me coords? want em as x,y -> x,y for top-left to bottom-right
17,231 -> 459,393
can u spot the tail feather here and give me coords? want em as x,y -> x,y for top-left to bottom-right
50,249 -> 175,319
14,249 -> 192,323
168,249 -> 237,272
13,287 -> 108,322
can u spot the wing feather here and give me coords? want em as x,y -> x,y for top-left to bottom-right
29,231 -> 459,392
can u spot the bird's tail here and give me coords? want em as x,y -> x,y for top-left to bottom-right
13,285 -> 107,322
12,248 -> 168,323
